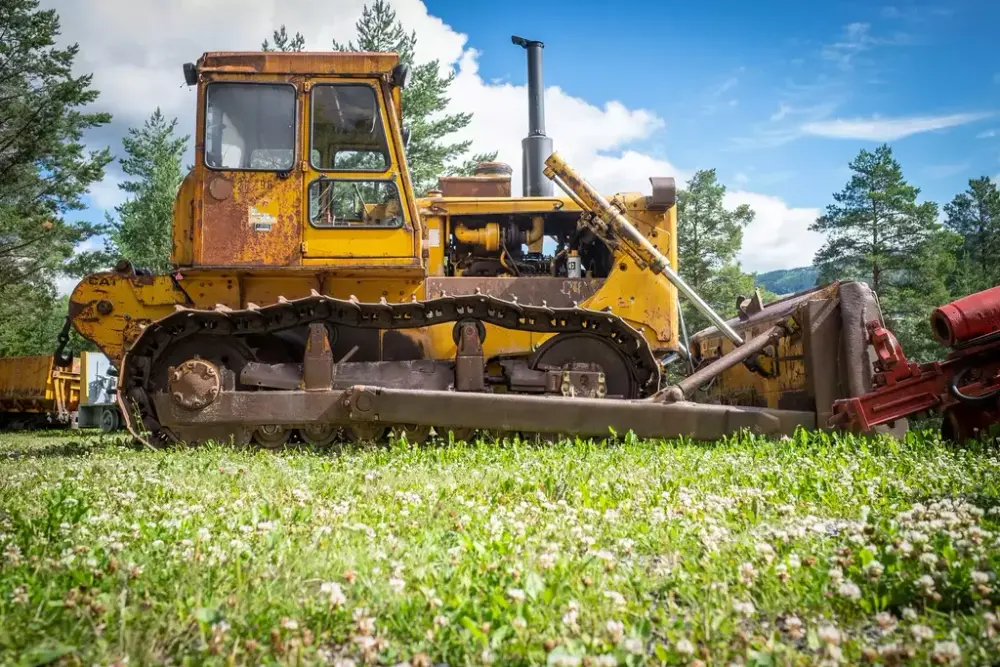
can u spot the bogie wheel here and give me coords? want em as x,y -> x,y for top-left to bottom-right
393,424 -> 431,445
530,332 -> 640,399
298,424 -> 340,449
348,424 -> 386,443
253,424 -> 292,449
448,428 -> 477,444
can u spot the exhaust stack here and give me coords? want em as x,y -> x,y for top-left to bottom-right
512,35 -> 553,197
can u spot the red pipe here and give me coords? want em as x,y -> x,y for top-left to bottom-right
931,285 -> 1000,347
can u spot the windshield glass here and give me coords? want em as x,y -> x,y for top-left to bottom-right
308,179 -> 403,228
311,84 -> 389,171
204,83 -> 295,171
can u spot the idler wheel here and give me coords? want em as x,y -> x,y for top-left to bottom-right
168,359 -> 221,411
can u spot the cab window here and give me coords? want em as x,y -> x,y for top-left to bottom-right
309,179 -> 403,228
311,84 -> 389,171
204,83 -> 295,171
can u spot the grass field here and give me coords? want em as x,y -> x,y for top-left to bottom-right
1,428 -> 999,666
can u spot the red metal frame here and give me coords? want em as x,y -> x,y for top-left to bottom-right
831,286 -> 1000,443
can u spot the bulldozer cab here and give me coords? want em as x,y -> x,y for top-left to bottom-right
176,52 -> 423,273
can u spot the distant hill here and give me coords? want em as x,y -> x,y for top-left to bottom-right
754,266 -> 819,295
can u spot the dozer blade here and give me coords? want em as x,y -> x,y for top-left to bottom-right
151,386 -> 815,441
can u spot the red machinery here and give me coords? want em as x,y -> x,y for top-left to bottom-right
831,285 -> 1000,443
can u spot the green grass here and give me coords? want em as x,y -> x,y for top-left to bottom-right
1,428 -> 999,666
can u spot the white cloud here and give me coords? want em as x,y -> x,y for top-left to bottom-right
977,129 -> 998,139
42,0 -> 817,274
923,163 -> 970,179
85,172 -> 126,212
727,192 -> 823,273
801,112 -> 992,141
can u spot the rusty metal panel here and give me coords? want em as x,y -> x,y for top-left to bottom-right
437,175 -> 511,197
198,172 -> 302,267
425,276 -> 603,307
151,386 -> 816,440
198,52 -> 399,77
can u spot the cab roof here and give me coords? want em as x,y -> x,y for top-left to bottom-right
196,51 -> 400,76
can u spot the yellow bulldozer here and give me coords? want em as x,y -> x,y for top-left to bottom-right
61,37 -> 889,448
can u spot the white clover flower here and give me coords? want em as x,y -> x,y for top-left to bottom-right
902,606 -> 918,620
838,581 -> 862,601
972,570 -> 991,585
605,619 -> 624,643
911,624 -> 934,641
280,617 -> 298,631
594,656 -> 617,667
865,560 -> 884,581
931,640 -> 961,663
388,577 -> 405,594
433,614 -> 449,628
623,637 -> 643,655
827,567 -> 843,584
674,638 -> 695,656
539,553 -> 556,570
875,611 -> 897,634
817,625 -> 841,645
733,600 -> 755,616
919,552 -> 938,568
506,588 -> 526,602
784,615 -> 805,639
511,616 -> 527,630
917,574 -> 936,590
320,581 -> 347,607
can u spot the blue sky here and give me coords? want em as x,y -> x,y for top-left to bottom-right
425,0 -> 999,211
55,0 -> 999,280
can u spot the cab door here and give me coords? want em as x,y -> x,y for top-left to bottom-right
300,78 -> 419,266
196,80 -> 304,267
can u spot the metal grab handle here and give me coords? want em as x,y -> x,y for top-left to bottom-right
542,152 -> 744,346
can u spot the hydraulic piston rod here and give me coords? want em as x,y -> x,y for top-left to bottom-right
543,152 -> 744,346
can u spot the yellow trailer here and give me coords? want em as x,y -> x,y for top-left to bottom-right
0,355 -> 81,429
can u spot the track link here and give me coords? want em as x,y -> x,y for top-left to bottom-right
119,292 -> 661,448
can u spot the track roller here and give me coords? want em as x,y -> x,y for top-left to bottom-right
253,424 -> 292,449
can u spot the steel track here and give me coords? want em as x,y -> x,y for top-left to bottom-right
119,292 -> 661,447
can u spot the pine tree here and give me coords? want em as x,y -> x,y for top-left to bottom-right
675,169 -> 758,331
262,25 -> 305,52
105,109 -> 189,273
810,144 -> 946,360
943,176 -> 1000,293
265,1 -> 496,192
0,0 -> 112,352
810,144 -> 938,296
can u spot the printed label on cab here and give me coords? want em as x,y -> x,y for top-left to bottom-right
249,207 -> 276,233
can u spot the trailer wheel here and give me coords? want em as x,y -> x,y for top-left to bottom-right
100,407 -> 120,433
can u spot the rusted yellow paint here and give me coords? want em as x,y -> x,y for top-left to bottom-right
69,51 -> 682,382
0,355 -> 80,413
